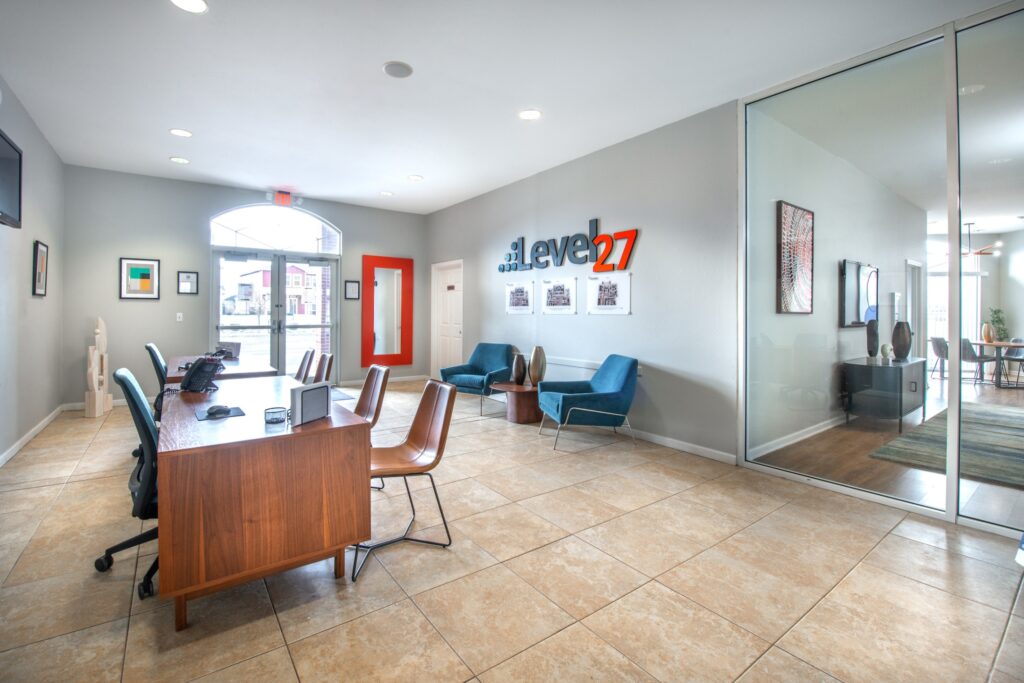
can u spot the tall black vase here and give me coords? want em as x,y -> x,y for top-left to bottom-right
892,322 -> 912,361
866,320 -> 879,358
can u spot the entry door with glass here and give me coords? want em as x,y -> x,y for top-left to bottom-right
214,252 -> 337,380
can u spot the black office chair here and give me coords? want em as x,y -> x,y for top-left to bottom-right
95,368 -> 160,600
145,342 -> 168,421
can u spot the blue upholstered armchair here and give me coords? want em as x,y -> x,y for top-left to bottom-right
440,343 -> 514,415
538,354 -> 638,448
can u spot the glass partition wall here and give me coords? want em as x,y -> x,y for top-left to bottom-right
956,11 -> 1024,529
744,7 -> 1024,532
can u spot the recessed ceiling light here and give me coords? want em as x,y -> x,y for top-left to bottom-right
169,156 -> 190,165
379,191 -> 394,197
518,109 -> 543,121
407,175 -> 424,182
170,0 -> 209,14
383,61 -> 413,79
989,158 -> 1013,165
959,84 -> 985,95
169,128 -> 193,138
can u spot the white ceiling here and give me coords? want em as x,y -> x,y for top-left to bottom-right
746,9 -> 1024,235
0,0 -> 1005,215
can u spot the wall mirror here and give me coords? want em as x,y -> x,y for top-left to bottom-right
361,255 -> 413,367
839,259 -> 878,327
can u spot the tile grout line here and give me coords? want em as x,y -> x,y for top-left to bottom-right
985,572 -> 1024,681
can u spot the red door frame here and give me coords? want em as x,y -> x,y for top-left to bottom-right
361,255 -> 414,368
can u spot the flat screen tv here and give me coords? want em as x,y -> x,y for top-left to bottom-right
840,259 -> 878,327
0,128 -> 23,229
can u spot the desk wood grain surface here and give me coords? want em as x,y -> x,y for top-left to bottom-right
157,376 -> 371,623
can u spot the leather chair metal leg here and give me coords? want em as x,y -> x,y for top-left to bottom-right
351,473 -> 452,581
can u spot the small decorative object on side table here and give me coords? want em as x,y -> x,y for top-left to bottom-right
529,346 -> 547,384
491,382 -> 542,424
892,322 -> 912,361
866,319 -> 879,357
511,353 -> 527,385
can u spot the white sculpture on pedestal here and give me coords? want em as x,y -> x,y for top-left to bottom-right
85,317 -> 114,418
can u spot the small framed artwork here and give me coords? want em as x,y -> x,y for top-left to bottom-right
120,257 -> 160,300
541,276 -> 576,315
344,280 -> 360,300
32,240 -> 48,296
177,271 -> 199,295
776,200 -> 814,314
505,281 -> 534,315
586,271 -> 631,315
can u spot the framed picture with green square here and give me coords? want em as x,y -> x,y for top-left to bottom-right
120,257 -> 160,300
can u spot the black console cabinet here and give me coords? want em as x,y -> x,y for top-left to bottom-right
841,357 -> 926,433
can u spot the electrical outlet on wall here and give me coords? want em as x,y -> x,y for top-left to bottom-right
176,312 -> 183,322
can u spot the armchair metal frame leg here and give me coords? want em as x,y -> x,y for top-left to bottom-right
551,407 -> 636,450
351,472 -> 451,582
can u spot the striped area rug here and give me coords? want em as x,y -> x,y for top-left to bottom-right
871,403 -> 1024,486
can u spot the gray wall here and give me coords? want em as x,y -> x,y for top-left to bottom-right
63,167 -> 428,401
746,109 -> 926,453
998,230 -> 1024,337
427,103 -> 740,458
0,76 -> 65,457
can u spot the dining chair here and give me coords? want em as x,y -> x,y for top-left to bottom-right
313,353 -> 334,383
351,379 -> 457,581
294,348 -> 315,383
961,338 -> 997,385
1004,337 -> 1024,387
928,337 -> 948,379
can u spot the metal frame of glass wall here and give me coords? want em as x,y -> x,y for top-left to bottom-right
737,0 -> 1024,537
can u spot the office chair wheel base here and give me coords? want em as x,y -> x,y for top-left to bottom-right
94,555 -> 113,572
138,580 -> 155,600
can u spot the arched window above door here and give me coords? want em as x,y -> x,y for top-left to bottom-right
211,205 -> 341,255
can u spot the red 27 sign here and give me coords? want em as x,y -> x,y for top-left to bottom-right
592,228 -> 638,272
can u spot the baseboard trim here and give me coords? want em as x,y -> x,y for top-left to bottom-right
0,405 -> 64,468
631,428 -> 737,466
747,415 -> 847,459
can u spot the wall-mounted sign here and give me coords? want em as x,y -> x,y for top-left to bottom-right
498,218 -> 639,274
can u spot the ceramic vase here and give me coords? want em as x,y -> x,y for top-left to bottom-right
892,322 -> 912,361
528,346 -> 547,385
982,323 -> 994,343
866,320 -> 879,358
511,353 -> 527,385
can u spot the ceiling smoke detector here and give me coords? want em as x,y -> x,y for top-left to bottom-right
383,61 -> 413,79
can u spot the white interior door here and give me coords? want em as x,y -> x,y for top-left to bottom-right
433,261 -> 463,376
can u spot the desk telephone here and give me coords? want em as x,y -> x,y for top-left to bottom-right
180,357 -> 224,393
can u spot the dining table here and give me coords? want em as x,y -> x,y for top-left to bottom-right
972,340 -> 1024,389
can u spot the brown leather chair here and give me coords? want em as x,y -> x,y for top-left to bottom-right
354,364 -> 390,428
313,353 -> 334,383
294,349 -> 315,383
351,379 -> 457,580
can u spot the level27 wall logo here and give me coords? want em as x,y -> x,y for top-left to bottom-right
497,218 -> 639,273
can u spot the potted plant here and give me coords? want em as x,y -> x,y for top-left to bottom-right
989,308 -> 1009,342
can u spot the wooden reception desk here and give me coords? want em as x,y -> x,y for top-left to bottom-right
157,376 -> 370,629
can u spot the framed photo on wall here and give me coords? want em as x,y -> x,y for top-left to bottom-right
32,240 -> 48,296
541,276 -> 576,315
120,257 -> 160,300
505,281 -> 533,315
776,200 -> 814,314
586,271 -> 631,315
344,280 -> 360,300
177,271 -> 199,295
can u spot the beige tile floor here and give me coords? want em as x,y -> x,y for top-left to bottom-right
1,379 -> 1023,682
